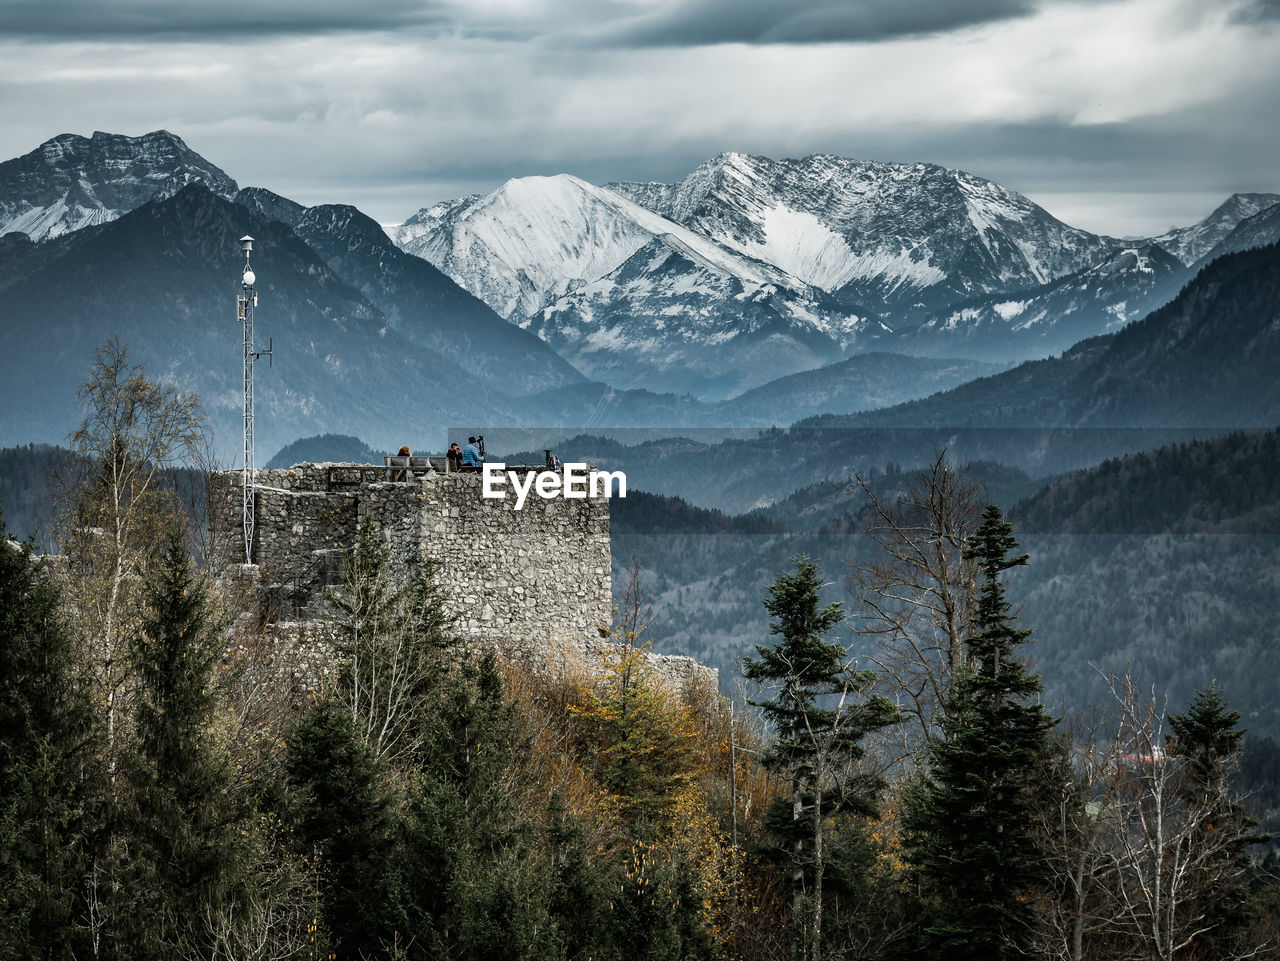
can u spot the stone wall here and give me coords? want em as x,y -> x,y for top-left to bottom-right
211,464 -> 612,642
211,467 -> 359,620
209,464 -> 718,694
412,472 -> 612,647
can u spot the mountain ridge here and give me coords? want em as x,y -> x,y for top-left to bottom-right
803,240 -> 1280,430
0,129 -> 237,241
1151,192 -> 1280,266
0,184 -> 525,458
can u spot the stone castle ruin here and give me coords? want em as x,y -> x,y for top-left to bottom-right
209,459 -> 716,692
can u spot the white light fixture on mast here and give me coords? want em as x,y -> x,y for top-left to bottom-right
237,234 -> 271,564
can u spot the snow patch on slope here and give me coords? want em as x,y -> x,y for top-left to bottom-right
993,300 -> 1028,320
840,245 -> 947,292
727,203 -> 945,292
739,205 -> 857,290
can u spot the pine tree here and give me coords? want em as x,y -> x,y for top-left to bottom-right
902,505 -> 1054,961
744,555 -> 900,961
114,530 -> 245,960
1171,685 -> 1245,801
542,792 -> 613,960
400,647 -> 567,961
1167,685 -> 1268,959
569,643 -> 698,821
0,511 -> 97,960
286,694 -> 404,961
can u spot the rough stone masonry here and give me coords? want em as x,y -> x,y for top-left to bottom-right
209,462 -> 716,694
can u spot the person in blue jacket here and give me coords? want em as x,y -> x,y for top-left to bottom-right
461,436 -> 483,471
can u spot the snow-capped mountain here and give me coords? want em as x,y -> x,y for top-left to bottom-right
0,130 -> 237,241
388,152 -> 1279,384
391,172 -> 808,322
1149,193 -> 1280,266
1192,203 -> 1280,269
528,236 -> 878,397
910,244 -> 1188,362
390,170 -> 883,397
390,152 -> 1132,395
610,152 -> 1119,318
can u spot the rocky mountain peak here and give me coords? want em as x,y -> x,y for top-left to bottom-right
608,152 -> 1114,310
0,129 -> 237,241
1151,192 -> 1280,266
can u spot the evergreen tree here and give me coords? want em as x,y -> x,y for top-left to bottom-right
1170,685 -> 1245,802
1167,685 -> 1268,958
542,792 -> 614,961
114,530 -> 245,960
0,511 -> 97,961
744,555 -> 900,961
902,505 -> 1054,961
569,643 -> 698,823
603,837 -> 716,961
286,694 -> 404,961
400,648 -> 566,961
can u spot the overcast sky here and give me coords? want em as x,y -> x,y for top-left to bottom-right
0,0 -> 1276,236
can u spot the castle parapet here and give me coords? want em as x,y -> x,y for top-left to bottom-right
210,462 -> 612,647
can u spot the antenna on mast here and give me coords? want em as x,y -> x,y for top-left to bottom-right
237,235 -> 270,564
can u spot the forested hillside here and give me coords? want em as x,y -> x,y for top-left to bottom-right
1013,427 -> 1280,533
0,443 -> 65,543
611,433 -> 1280,749
265,433 -> 386,469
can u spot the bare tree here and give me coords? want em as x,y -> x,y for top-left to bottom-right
610,553 -> 656,705
200,837 -> 320,961
614,553 -> 655,652
1026,677 -> 1271,961
1029,714 -> 1125,961
799,658 -> 900,961
55,338 -> 208,773
325,530 -> 457,765
183,431 -> 232,571
1093,673 -> 1265,961
847,451 -> 984,747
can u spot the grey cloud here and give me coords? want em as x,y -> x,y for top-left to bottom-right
1231,0 -> 1280,21
0,0 -> 447,38
0,0 -> 1125,46
363,102 -> 1280,229
584,0 -> 1039,47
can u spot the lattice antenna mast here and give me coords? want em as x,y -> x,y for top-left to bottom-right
237,235 -> 271,563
